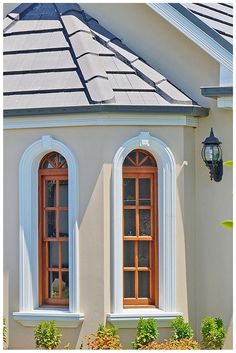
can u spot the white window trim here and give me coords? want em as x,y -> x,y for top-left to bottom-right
108,132 -> 181,327
13,135 -> 84,327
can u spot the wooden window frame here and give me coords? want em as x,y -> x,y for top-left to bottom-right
38,153 -> 69,308
123,150 -> 158,308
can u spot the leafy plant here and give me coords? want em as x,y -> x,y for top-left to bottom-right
140,338 -> 200,350
34,320 -> 62,350
171,316 -> 194,341
201,316 -> 226,349
132,318 -> 158,349
3,318 -> 7,347
84,323 -> 122,350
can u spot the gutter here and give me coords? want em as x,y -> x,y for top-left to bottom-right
3,105 -> 209,118
201,86 -> 233,98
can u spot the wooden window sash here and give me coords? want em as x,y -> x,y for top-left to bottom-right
39,166 -> 69,308
123,150 -> 158,308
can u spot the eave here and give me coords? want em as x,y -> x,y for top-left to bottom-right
3,104 -> 209,118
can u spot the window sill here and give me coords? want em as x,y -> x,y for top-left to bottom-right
13,309 -> 84,328
107,309 -> 182,328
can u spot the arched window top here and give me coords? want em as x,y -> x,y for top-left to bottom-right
123,149 -> 157,167
39,151 -> 68,169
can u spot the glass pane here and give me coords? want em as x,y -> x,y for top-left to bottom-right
59,180 -> 68,207
48,271 -> 59,298
138,241 -> 149,267
62,242 -> 69,268
48,242 -> 58,268
142,157 -> 153,166
62,272 -> 69,299
139,210 -> 151,236
124,209 -> 136,236
124,271 -> 135,298
123,151 -> 136,166
46,180 -> 56,207
48,153 -> 58,167
59,211 -> 68,237
139,179 -> 150,205
124,178 -> 136,205
124,241 -> 135,267
59,154 -> 67,168
46,211 -> 56,238
138,271 -> 149,298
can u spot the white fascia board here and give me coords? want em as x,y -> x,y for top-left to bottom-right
149,3 -> 232,71
3,114 -> 199,129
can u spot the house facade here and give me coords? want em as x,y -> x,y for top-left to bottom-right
3,3 -> 233,349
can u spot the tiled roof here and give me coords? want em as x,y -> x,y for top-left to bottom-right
3,3 -> 203,113
183,3 -> 233,44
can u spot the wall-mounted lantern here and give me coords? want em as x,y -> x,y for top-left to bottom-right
201,128 -> 223,182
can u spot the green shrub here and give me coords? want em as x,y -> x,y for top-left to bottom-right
34,321 -> 62,350
171,316 -> 194,341
3,318 -> 7,346
132,318 -> 158,349
140,338 -> 200,350
84,323 -> 122,350
201,316 -> 226,349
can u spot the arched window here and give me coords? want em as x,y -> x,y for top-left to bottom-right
38,152 -> 69,307
123,149 -> 158,307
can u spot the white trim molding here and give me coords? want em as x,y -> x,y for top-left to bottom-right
107,310 -> 182,328
4,114 -> 198,130
13,310 -> 84,328
217,96 -> 233,110
149,3 -> 232,71
111,132 -> 177,320
13,135 -> 83,327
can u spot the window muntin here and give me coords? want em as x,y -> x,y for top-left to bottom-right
39,152 -> 69,307
123,149 -> 158,307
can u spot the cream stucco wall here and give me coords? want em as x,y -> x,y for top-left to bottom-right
4,124 -> 197,349
80,2 -> 233,345
3,1 -> 233,349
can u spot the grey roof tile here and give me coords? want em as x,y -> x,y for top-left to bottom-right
113,91 -> 132,104
107,39 -> 138,63
4,50 -> 76,72
4,71 -> 83,93
3,2 -> 200,110
131,60 -> 166,85
4,91 -> 89,110
4,19 -> 62,33
183,3 -> 233,44
86,77 -> 115,103
127,91 -> 145,104
157,81 -> 192,104
4,31 -> 69,52
108,73 -> 132,90
3,17 -> 16,32
126,74 -> 155,90
103,56 -> 135,73
61,14 -> 90,35
141,92 -> 170,105
70,31 -> 100,58
77,54 -> 107,81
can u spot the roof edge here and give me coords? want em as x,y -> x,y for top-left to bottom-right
3,105 -> 209,118
170,3 -> 233,54
148,3 -> 232,71
201,86 -> 233,98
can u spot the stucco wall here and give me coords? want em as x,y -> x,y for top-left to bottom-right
80,2 -> 233,344
4,124 -> 196,349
